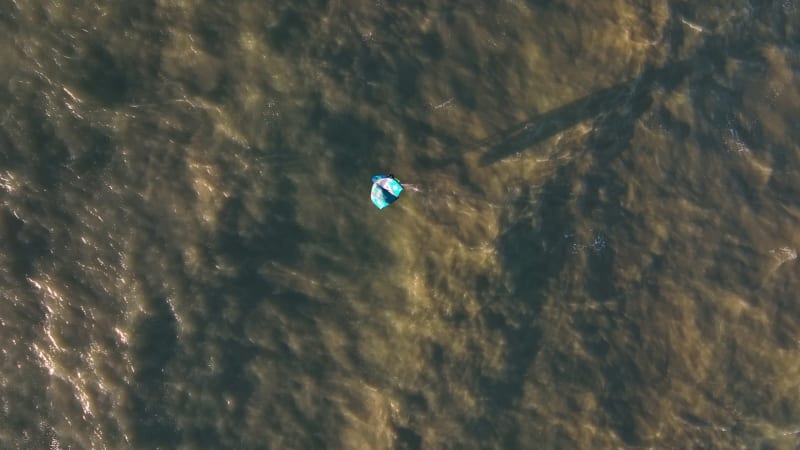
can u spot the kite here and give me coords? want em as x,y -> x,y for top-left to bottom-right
371,174 -> 404,209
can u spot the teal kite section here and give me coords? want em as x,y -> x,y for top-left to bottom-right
371,175 -> 404,209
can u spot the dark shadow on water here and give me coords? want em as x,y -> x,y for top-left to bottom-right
471,169 -> 577,443
44,2 -> 164,107
77,42 -> 136,106
473,162 -> 648,444
68,125 -> 115,177
478,9 -> 783,445
113,148 -> 327,447
0,208 -> 50,280
193,137 -> 388,447
482,58 -> 661,445
267,9 -> 311,54
323,111 -> 387,178
216,174 -> 305,267
478,60 -> 690,166
394,425 -> 423,450
477,12 -> 769,167
1,100 -> 71,190
130,296 -> 180,447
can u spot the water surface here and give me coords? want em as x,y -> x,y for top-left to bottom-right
1,1 -> 800,449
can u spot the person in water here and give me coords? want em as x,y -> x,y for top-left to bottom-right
370,173 -> 404,209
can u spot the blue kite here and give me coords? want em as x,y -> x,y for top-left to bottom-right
371,174 -> 404,209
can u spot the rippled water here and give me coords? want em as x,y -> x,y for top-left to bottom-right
2,1 -> 800,449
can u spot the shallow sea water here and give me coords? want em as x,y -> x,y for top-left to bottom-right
2,0 -> 800,449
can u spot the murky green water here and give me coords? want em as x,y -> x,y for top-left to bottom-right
2,0 -> 800,448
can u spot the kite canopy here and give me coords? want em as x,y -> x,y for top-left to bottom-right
371,175 -> 404,209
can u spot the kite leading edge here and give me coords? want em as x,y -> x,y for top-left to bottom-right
371,174 -> 404,209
